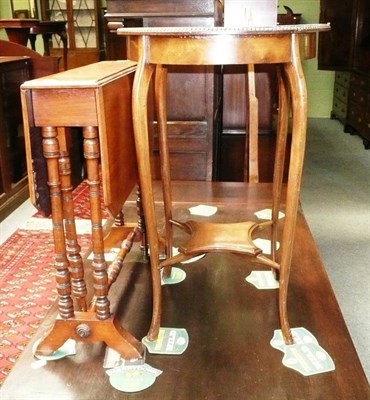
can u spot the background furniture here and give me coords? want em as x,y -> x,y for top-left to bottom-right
346,71 -> 370,149
0,19 -> 68,70
319,0 -> 370,148
105,0 -> 279,182
106,0 -> 223,181
0,40 -> 59,221
39,0 -> 104,70
331,71 -> 350,125
29,20 -> 68,70
0,18 -> 37,46
0,56 -> 30,220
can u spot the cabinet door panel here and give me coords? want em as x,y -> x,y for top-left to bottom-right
41,0 -> 100,69
354,0 -> 370,69
318,0 -> 356,70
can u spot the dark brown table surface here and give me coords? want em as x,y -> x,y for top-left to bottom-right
1,182 -> 368,399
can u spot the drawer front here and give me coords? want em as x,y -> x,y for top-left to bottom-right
350,73 -> 368,90
333,83 -> 349,103
335,71 -> 350,88
363,112 -> 370,140
348,86 -> 368,108
347,103 -> 366,132
332,97 -> 347,119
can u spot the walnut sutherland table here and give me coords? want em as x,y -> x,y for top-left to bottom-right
20,60 -> 145,360
118,25 -> 331,346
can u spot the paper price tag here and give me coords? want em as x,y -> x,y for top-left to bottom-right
172,247 -> 205,264
252,238 -> 280,255
142,328 -> 189,355
161,266 -> 187,285
32,338 -> 76,361
270,328 -> 335,376
270,327 -> 318,353
188,204 -> 218,216
283,343 -> 335,376
108,363 -> 162,392
246,270 -> 279,289
254,208 -> 285,220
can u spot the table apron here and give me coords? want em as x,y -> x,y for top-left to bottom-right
127,34 -> 295,65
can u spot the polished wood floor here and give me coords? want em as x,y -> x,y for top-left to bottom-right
1,182 -> 368,399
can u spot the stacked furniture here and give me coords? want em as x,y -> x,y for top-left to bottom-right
0,40 -> 59,220
319,0 -> 370,148
105,0 -> 278,181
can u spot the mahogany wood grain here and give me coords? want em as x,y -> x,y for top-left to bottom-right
119,24 -> 330,345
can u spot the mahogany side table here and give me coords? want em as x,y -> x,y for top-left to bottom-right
29,21 -> 68,70
0,19 -> 68,70
117,25 -> 331,345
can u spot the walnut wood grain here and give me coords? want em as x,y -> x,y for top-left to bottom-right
20,61 -> 144,360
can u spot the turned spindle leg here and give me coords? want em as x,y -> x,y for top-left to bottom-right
58,142 -> 88,312
42,126 -> 74,319
114,210 -> 125,226
136,185 -> 148,258
83,126 -> 110,320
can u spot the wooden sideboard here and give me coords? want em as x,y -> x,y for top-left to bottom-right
0,56 -> 30,221
346,71 -> 370,149
331,71 -> 350,124
0,41 -> 60,220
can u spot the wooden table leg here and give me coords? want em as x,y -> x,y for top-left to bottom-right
58,128 -> 87,312
83,126 -> 110,320
132,38 -> 162,341
271,66 -> 289,266
245,64 -> 259,183
279,34 -> 308,345
35,125 -> 145,359
42,126 -> 74,319
155,64 -> 174,278
136,185 -> 149,258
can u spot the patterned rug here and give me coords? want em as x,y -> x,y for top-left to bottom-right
0,181 -> 103,385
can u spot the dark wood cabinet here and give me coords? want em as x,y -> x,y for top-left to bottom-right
331,71 -> 350,124
319,0 -> 370,71
0,56 -> 30,220
319,0 -> 370,148
219,64 -> 276,181
106,0 -> 223,181
346,71 -> 370,148
353,0 -> 370,70
318,1 -> 357,70
105,0 -> 278,181
0,41 -> 61,220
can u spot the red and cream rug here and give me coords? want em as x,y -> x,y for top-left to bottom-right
0,181 -> 105,385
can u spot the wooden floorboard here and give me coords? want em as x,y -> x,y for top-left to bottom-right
1,183 -> 368,399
